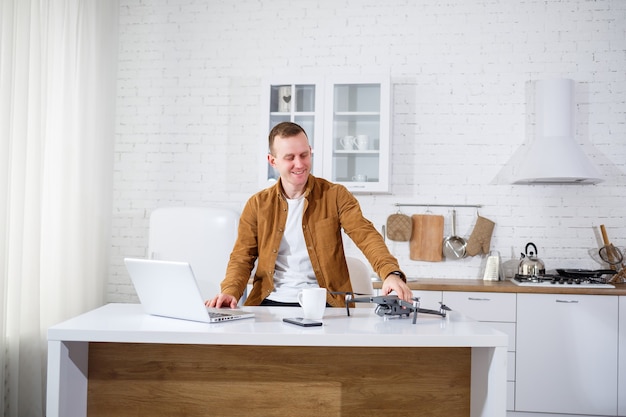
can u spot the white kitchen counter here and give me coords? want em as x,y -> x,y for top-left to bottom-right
47,302 -> 507,346
47,303 -> 508,417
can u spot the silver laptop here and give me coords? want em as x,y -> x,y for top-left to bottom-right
124,258 -> 254,323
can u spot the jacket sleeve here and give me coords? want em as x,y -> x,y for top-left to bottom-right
335,186 -> 405,281
220,198 -> 259,300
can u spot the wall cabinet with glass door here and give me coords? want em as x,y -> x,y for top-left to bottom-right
323,78 -> 391,193
261,77 -> 391,193
260,81 -> 324,189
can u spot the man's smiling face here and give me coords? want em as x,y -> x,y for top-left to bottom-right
268,132 -> 311,196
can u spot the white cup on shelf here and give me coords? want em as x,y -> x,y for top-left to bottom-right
352,174 -> 368,182
340,136 -> 355,150
355,135 -> 369,150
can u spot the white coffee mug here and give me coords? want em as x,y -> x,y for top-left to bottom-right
340,136 -> 355,150
352,174 -> 368,182
355,135 -> 369,150
297,288 -> 327,320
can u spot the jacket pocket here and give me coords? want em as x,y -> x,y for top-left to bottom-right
311,216 -> 342,249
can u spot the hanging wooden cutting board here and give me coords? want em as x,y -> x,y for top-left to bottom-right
410,214 -> 444,262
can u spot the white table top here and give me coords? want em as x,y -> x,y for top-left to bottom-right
48,303 -> 507,348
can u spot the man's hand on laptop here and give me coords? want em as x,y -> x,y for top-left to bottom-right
205,293 -> 238,309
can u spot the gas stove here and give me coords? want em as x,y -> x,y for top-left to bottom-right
511,274 -> 615,289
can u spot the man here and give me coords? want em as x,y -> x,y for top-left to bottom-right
207,122 -> 412,308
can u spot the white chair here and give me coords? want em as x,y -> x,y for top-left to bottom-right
346,257 -> 374,307
148,206 -> 239,301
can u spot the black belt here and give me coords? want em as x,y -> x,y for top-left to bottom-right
259,299 -> 300,307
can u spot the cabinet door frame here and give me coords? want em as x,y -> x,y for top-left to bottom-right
259,78 -> 326,189
515,293 -> 618,415
322,75 -> 391,193
261,76 -> 391,193
619,296 -> 626,416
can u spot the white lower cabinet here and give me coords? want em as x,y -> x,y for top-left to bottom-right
442,291 -> 517,411
619,296 -> 626,416
516,293 -> 618,416
392,288 -> 623,416
411,289 -> 442,310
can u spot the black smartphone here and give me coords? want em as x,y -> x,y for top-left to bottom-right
282,317 -> 323,327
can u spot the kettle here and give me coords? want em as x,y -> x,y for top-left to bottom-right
518,242 -> 546,276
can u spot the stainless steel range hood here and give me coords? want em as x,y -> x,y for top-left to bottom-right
511,79 -> 603,185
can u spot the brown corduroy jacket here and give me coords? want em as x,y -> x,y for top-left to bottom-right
220,175 -> 405,307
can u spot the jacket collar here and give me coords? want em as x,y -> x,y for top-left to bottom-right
275,175 -> 314,200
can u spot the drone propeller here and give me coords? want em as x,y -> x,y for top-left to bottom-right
333,291 -> 377,317
330,291 -> 371,296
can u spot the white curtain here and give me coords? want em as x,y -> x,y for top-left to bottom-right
0,1 -> 119,415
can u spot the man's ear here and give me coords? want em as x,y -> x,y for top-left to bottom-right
267,153 -> 276,167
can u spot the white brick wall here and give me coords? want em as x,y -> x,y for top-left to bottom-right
110,0 -> 626,302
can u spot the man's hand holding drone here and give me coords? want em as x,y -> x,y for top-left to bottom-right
381,273 -> 413,303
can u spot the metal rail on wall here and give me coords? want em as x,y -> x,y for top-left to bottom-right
394,203 -> 482,209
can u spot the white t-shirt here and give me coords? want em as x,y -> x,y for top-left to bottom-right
266,195 -> 319,302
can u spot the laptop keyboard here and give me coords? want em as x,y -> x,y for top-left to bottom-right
208,311 -> 230,318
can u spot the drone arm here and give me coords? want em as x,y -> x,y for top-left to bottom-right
416,308 -> 447,318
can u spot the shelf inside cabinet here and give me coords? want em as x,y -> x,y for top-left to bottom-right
270,84 -> 316,113
334,112 -> 380,117
270,112 -> 316,116
335,178 -> 379,182
333,83 -> 381,113
333,150 -> 379,154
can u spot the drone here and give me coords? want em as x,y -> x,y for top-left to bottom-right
336,292 -> 451,324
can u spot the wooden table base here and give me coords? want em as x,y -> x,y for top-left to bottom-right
87,343 -> 470,417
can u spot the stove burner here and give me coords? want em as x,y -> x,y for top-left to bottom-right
512,274 -> 615,288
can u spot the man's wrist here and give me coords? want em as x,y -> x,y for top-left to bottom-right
388,270 -> 406,282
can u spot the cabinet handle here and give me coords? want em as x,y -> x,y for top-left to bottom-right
467,297 -> 490,301
555,299 -> 579,304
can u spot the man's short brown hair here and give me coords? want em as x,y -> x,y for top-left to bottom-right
268,122 -> 308,155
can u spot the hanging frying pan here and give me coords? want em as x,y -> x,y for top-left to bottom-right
442,209 -> 466,259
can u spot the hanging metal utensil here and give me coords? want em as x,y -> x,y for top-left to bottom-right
442,209 -> 466,259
